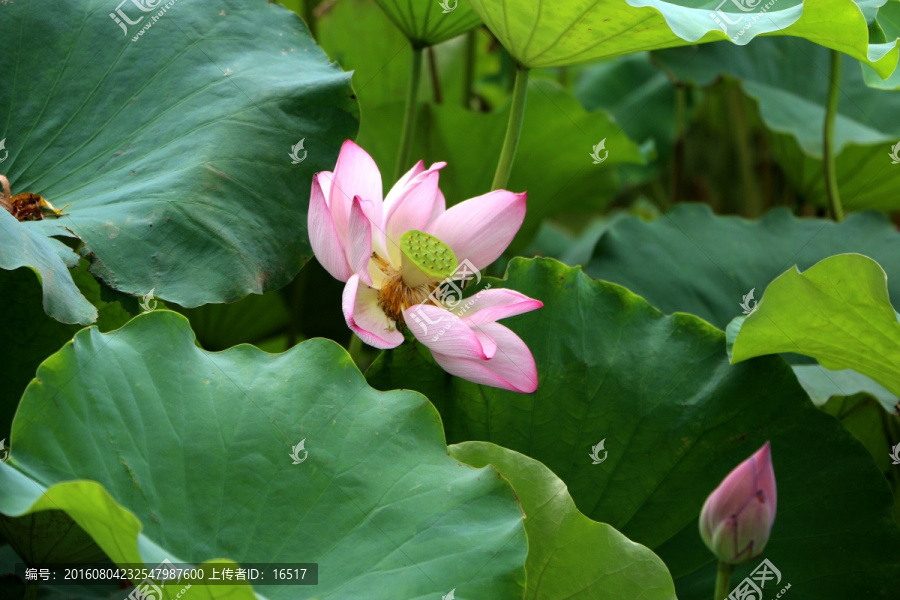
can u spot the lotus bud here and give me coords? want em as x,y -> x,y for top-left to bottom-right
699,441 -> 777,564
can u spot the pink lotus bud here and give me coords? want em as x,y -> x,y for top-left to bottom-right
699,442 -> 777,564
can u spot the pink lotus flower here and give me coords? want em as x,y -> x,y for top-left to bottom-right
308,140 -> 542,393
699,442 -> 777,564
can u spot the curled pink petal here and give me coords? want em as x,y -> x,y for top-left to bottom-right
329,140 -> 384,242
403,304 -> 491,359
473,328 -> 498,359
427,190 -> 526,270
428,322 -> 538,393
342,276 -> 404,350
461,289 -> 543,327
308,173 -> 351,282
347,197 -> 373,286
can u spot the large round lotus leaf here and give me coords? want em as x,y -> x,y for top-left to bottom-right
586,204 -> 900,329
465,0 -> 899,76
0,0 -> 357,309
0,311 -> 527,599
367,257 -> 900,599
450,441 -> 677,600
374,0 -> 482,46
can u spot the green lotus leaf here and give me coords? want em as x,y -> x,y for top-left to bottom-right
865,1 -> 900,88
0,311 -> 527,599
450,441 -> 677,600
818,394 -> 900,523
791,364 -> 896,410
730,253 -> 900,397
0,211 -> 95,326
368,257 -> 900,599
465,0 -> 899,77
575,53 -> 678,166
0,0 -> 357,309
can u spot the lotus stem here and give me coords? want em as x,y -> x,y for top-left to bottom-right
395,46 -> 424,181
714,561 -> 733,600
428,47 -> 442,104
492,64 -> 530,190
462,30 -> 476,109
823,49 -> 844,222
727,84 -> 760,217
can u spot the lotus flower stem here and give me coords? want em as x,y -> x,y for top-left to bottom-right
395,47 -> 424,182
427,47 -> 442,104
714,560 -> 733,600
491,64 -> 530,190
823,49 -> 844,222
462,31 -> 476,109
